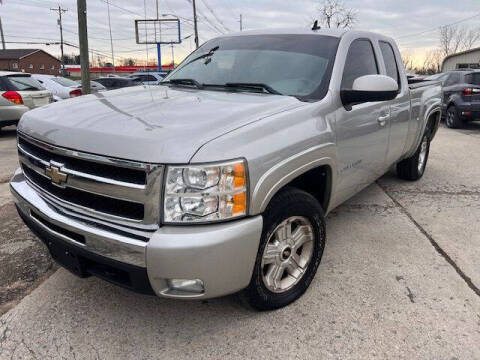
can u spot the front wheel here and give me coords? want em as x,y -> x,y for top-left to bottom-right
396,133 -> 430,181
244,187 -> 326,310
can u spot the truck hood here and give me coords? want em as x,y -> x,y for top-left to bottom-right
18,85 -> 304,163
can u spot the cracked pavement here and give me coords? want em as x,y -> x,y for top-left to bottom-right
1,125 -> 480,359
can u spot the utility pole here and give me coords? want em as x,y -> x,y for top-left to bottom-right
77,0 -> 91,94
192,0 -> 199,48
50,5 -> 67,75
0,17 -> 5,50
170,43 -> 174,69
239,14 -> 242,31
105,0 -> 115,71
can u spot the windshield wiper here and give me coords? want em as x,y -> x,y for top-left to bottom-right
224,83 -> 282,95
163,78 -> 203,89
182,46 -> 220,67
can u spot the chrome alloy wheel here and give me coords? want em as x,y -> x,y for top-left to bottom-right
418,136 -> 428,173
261,216 -> 314,293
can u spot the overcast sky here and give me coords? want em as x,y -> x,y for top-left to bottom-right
2,0 -> 480,66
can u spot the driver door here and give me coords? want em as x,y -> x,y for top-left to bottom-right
334,39 -> 390,204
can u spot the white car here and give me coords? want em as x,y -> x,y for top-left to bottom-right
128,72 -> 165,85
32,75 -> 83,101
0,71 -> 52,130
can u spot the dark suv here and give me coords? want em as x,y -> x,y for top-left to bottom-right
442,70 -> 480,128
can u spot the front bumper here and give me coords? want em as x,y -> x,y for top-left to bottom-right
11,169 -> 263,299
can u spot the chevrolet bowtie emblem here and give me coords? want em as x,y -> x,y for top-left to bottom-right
45,165 -> 68,185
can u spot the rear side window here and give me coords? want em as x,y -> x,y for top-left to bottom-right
444,73 -> 461,86
379,41 -> 400,87
341,39 -> 378,89
6,75 -> 44,91
466,73 -> 480,85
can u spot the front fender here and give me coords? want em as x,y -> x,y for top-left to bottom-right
251,143 -> 337,214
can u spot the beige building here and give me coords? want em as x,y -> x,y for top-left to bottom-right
441,47 -> 480,72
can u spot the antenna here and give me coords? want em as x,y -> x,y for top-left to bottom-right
312,20 -> 321,31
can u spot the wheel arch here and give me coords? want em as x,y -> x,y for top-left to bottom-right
250,144 -> 336,216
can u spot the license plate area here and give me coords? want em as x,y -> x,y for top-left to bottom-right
47,240 -> 86,277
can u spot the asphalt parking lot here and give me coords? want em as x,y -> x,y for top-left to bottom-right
0,124 -> 479,359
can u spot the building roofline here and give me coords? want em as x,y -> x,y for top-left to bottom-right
442,46 -> 480,69
18,49 -> 41,59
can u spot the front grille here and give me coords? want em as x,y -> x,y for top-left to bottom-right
17,132 -> 163,231
18,136 -> 146,185
23,165 -> 144,220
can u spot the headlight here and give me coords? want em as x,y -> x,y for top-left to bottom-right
163,159 -> 248,223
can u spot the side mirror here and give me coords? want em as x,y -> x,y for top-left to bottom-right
341,74 -> 399,106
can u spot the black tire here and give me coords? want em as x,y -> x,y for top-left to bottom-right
244,187 -> 326,310
396,133 -> 430,181
445,105 -> 463,129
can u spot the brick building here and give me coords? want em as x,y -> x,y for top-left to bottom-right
0,49 -> 61,75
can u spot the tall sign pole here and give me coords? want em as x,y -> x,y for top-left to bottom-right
77,0 -> 91,94
156,0 -> 161,71
192,0 -> 199,48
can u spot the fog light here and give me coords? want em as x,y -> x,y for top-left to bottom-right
167,279 -> 204,295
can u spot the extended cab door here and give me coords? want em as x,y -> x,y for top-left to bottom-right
335,38 -> 391,203
378,41 -> 411,166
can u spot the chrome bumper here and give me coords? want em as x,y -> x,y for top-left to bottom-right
11,169 -> 147,267
12,168 -> 264,299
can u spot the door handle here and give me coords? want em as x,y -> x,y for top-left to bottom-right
377,114 -> 389,127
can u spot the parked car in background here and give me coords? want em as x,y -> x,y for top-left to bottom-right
0,71 -> 52,131
32,75 -> 84,101
441,70 -> 480,128
12,29 -> 441,310
94,76 -> 141,90
128,71 -> 166,85
74,80 -> 107,93
424,73 -> 448,83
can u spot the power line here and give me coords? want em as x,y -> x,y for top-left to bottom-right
198,0 -> 231,32
396,12 -> 480,41
185,0 -> 225,35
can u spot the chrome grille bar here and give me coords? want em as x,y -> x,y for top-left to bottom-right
17,131 -> 163,231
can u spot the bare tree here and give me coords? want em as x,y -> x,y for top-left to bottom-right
439,25 -> 480,56
316,0 -> 357,29
422,49 -> 444,74
462,27 -> 480,51
401,51 -> 415,71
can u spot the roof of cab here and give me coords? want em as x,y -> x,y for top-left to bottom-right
223,28 -> 348,38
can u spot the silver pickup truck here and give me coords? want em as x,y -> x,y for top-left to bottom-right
11,29 -> 441,310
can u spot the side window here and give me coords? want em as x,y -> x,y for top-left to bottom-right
379,41 -> 400,87
444,73 -> 461,86
341,39 -> 378,89
466,73 -> 480,85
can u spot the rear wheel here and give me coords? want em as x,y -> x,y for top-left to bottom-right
244,187 -> 326,310
396,133 -> 430,181
446,105 -> 463,129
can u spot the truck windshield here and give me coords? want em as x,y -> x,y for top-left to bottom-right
164,34 -> 339,101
